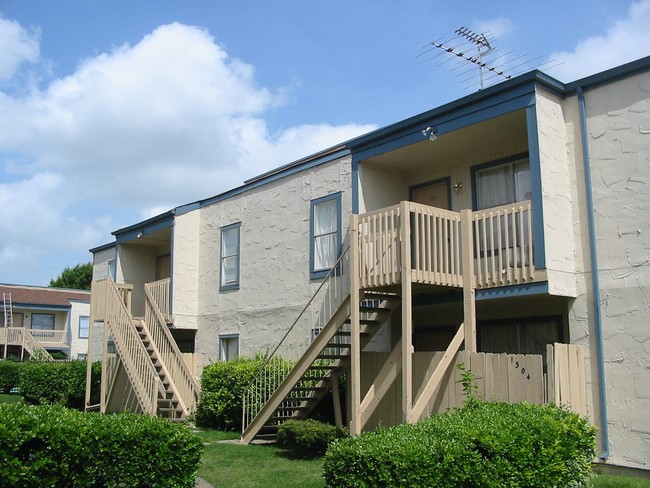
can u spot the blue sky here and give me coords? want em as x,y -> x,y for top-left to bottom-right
1,0 -> 650,286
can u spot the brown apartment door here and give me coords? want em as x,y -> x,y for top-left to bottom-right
411,179 -> 450,210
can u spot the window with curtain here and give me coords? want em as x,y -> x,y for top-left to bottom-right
220,223 -> 241,290
310,193 -> 341,279
475,157 -> 531,210
79,316 -> 90,339
31,313 -> 55,330
219,334 -> 239,361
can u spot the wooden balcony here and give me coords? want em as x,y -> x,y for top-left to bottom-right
356,200 -> 542,291
0,326 -> 68,349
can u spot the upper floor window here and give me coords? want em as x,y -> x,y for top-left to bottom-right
220,223 -> 241,290
31,313 -> 55,330
108,259 -> 117,281
475,157 -> 530,210
310,193 -> 341,279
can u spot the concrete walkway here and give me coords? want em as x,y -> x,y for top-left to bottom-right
196,477 -> 214,488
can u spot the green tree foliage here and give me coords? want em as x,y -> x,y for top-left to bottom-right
48,262 -> 93,290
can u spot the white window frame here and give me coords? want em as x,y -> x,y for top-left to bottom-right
310,193 -> 342,279
219,334 -> 239,362
220,223 -> 241,291
79,315 -> 90,339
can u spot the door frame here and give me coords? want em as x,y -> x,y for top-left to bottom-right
409,176 -> 452,210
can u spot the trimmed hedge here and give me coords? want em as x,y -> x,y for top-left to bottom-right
0,403 -> 203,487
0,359 -> 20,393
323,402 -> 596,487
196,356 -> 292,431
277,419 -> 348,458
19,360 -> 101,409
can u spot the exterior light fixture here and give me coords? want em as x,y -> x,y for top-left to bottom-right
421,126 -> 437,141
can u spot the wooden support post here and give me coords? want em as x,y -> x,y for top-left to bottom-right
460,209 -> 477,352
330,371 -> 343,429
400,201 -> 413,422
349,214 -> 362,435
84,283 -> 96,410
100,285 -> 110,414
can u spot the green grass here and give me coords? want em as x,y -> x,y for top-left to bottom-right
0,393 -> 22,404
590,474 -> 650,488
196,429 -> 324,488
195,428 -> 650,488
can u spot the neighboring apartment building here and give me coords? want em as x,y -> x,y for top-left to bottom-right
1,284 -> 91,360
90,56 -> 650,471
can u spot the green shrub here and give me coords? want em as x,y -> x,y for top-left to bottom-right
323,402 -> 596,488
277,419 -> 348,458
0,359 -> 20,393
196,356 -> 292,431
0,403 -> 203,487
19,360 -> 101,410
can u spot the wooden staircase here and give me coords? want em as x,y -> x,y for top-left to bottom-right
91,279 -> 199,419
134,319 -> 184,419
242,291 -> 399,443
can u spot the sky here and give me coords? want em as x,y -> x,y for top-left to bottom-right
1,0 -> 650,286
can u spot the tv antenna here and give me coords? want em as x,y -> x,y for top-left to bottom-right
419,27 -> 558,91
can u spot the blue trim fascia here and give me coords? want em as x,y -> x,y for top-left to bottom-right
350,86 -> 537,160
175,202 -> 200,217
566,55 -> 650,95
219,222 -> 241,292
526,105 -> 546,269
198,148 -> 350,211
409,176 -> 452,210
476,281 -> 548,301
114,212 -> 174,243
12,304 -> 71,311
310,192 -> 342,280
89,241 -> 116,253
577,86 -> 609,460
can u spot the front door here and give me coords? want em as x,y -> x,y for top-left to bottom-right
411,179 -> 450,210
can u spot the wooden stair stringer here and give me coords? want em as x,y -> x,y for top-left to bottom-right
241,296 -> 351,443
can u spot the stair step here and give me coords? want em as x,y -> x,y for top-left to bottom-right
291,386 -> 326,392
308,365 -> 334,370
276,405 -> 308,412
344,318 -> 380,326
317,354 -> 346,360
362,292 -> 400,301
324,343 -> 350,349
359,305 -> 391,314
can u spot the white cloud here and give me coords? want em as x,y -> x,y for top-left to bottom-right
546,0 -> 650,81
0,15 -> 40,81
472,17 -> 514,40
0,20 -> 375,284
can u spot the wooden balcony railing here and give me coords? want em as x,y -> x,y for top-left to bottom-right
146,278 -> 171,324
357,200 -> 536,290
0,327 -> 67,348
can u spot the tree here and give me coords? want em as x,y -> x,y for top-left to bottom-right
49,262 -> 93,290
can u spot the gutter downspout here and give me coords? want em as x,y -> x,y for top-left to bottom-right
577,86 -> 609,460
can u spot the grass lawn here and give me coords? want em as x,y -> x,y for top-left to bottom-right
196,428 -> 650,488
196,429 -> 324,488
0,393 -> 22,404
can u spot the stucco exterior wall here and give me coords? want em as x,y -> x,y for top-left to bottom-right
172,210 -> 201,330
92,246 -> 116,281
68,300 -> 90,359
578,70 -> 650,469
118,244 -> 158,317
536,88 -> 581,298
194,156 -> 352,371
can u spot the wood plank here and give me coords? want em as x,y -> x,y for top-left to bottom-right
359,339 -> 402,429
410,323 -> 464,422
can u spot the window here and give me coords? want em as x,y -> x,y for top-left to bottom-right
220,223 -> 241,290
219,334 -> 239,362
31,313 -> 55,330
108,259 -> 117,281
310,193 -> 341,279
475,157 -> 531,210
79,316 -> 90,339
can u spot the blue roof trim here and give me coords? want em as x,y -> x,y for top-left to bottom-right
476,281 -> 548,300
89,241 -> 116,253
565,55 -> 650,94
12,303 -> 71,311
114,212 -> 174,243
194,147 -> 351,211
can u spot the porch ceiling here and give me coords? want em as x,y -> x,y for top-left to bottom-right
125,227 -> 171,251
364,109 -> 528,175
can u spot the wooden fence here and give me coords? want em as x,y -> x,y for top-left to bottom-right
360,343 -> 586,430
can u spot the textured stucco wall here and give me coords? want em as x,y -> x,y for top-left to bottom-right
578,70 -> 650,468
172,210 -> 201,329
193,157 -> 352,371
536,88 -> 581,298
92,247 -> 116,281
68,300 -> 90,359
